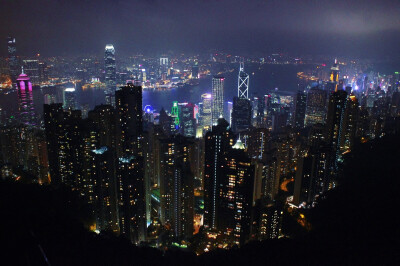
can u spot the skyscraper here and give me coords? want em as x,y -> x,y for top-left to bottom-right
231,63 -> 252,133
327,59 -> 339,92
16,70 -> 36,127
105,44 -> 116,106
63,86 -> 77,110
294,90 -> 307,128
305,87 -> 327,126
7,36 -> 19,82
237,62 -> 249,99
212,76 -> 224,125
200,93 -> 212,130
180,103 -> 197,137
115,82 -> 145,243
204,118 -> 234,230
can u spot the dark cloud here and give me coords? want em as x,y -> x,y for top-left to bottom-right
1,0 -> 400,57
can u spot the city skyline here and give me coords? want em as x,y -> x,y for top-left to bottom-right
0,1 -> 399,264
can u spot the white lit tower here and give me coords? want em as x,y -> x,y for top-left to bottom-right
237,60 -> 249,99
212,76 -> 225,125
232,61 -> 252,133
105,44 -> 116,106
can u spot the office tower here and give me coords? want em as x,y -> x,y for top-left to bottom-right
305,87 -> 327,126
7,36 -> 19,82
231,63 -> 252,133
294,90 -> 307,128
91,147 -> 119,233
115,82 -> 143,156
23,60 -> 40,85
237,62 -> 249,99
212,76 -> 224,125
204,118 -> 234,230
63,86 -> 77,110
159,135 -> 194,239
16,70 -> 36,127
105,44 -> 116,106
231,97 -> 252,133
326,89 -> 348,166
180,103 -> 197,137
200,93 -> 212,130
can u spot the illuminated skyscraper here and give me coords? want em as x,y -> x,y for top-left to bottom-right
105,44 -> 116,106
7,36 -> 19,82
63,86 -> 77,110
232,63 -> 252,133
212,76 -> 224,125
16,70 -> 36,127
180,103 -> 196,137
201,93 -> 212,129
327,59 -> 339,92
305,87 -> 327,126
237,62 -> 249,99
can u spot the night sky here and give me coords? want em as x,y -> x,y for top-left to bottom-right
1,0 -> 400,57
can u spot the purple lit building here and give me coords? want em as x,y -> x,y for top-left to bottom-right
16,70 -> 36,127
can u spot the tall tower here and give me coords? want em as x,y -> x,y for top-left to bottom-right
232,62 -> 252,133
105,44 -> 116,106
237,61 -> 249,99
7,36 -> 19,82
212,76 -> 225,125
16,69 -> 36,127
200,93 -> 212,130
